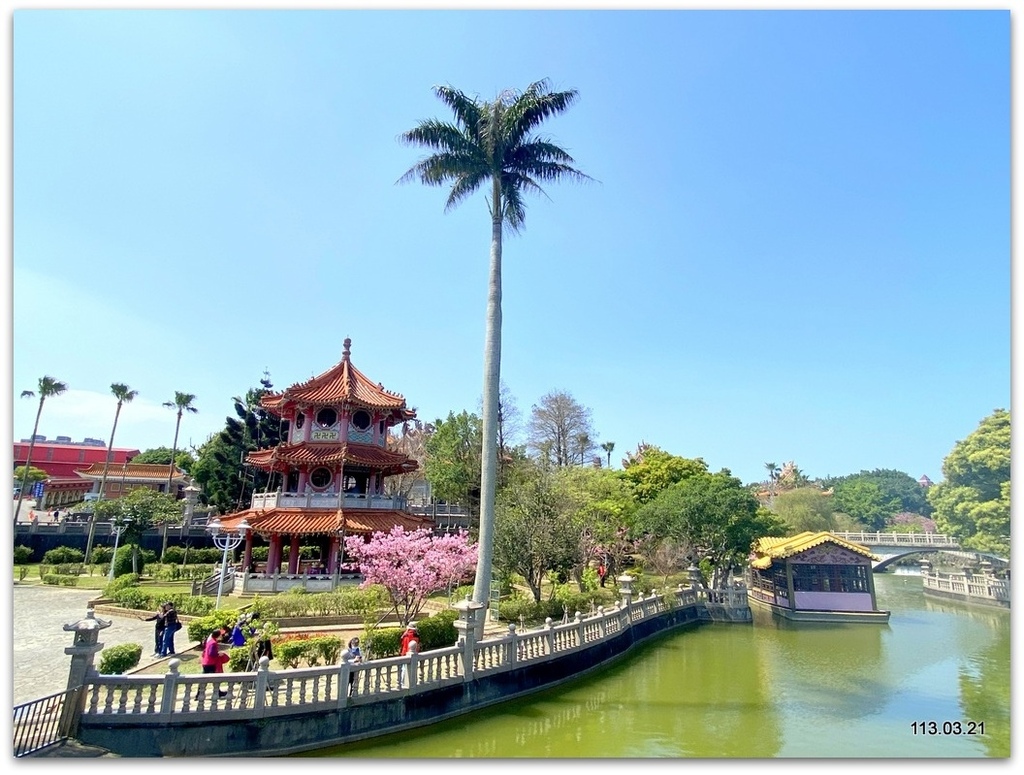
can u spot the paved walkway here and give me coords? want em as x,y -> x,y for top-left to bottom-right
11,583 -> 174,706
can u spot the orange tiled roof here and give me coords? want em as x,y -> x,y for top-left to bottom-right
217,508 -> 433,537
749,531 -> 879,570
75,463 -> 189,482
261,338 -> 416,421
246,443 -> 418,475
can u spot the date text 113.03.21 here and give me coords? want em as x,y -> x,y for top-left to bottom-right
911,721 -> 985,736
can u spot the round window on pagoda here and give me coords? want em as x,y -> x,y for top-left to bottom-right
316,408 -> 337,428
309,467 -> 333,489
352,409 -> 372,431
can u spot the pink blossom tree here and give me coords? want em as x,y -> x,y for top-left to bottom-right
344,527 -> 478,626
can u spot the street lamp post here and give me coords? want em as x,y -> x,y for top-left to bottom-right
208,518 -> 251,609
107,519 -> 132,582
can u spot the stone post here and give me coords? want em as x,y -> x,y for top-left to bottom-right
59,608 -> 112,737
453,595 -> 485,682
506,624 -> 518,670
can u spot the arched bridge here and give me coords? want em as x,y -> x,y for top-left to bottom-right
831,532 -> 964,571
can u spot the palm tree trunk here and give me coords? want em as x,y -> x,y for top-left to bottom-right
85,403 -> 123,562
472,180 -> 503,622
162,415 -> 182,558
13,398 -> 45,525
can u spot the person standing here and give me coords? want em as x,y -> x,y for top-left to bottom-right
142,603 -> 166,656
160,602 -> 180,657
399,624 -> 420,689
598,563 -> 607,587
201,629 -> 231,673
200,628 -> 231,699
399,623 -> 419,656
341,636 -> 362,696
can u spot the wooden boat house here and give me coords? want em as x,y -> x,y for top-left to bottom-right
746,531 -> 890,623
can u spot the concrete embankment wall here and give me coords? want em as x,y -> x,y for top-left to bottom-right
77,605 -> 703,757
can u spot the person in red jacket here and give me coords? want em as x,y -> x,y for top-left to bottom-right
399,624 -> 420,689
399,623 -> 420,656
200,628 -> 231,699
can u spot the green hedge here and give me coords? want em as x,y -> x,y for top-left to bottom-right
272,635 -> 343,668
13,545 -> 33,564
41,573 -> 80,587
42,547 -> 85,564
99,643 -> 142,675
363,610 -> 459,659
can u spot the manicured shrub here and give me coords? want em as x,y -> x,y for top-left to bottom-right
42,546 -> 85,564
111,544 -> 143,579
90,546 -> 113,565
113,588 -> 152,611
13,545 -> 33,564
99,643 -> 143,675
417,610 -> 458,650
364,626 -> 402,659
103,572 -> 140,599
274,639 -> 308,669
302,636 -> 342,666
185,610 -> 245,644
42,574 -> 79,587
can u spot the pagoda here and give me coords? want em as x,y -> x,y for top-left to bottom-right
218,338 -> 433,589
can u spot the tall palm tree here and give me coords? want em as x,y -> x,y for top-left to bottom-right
84,383 -> 139,562
14,376 -> 68,524
400,79 -> 589,614
601,441 -> 615,470
765,461 -> 781,506
161,392 -> 197,556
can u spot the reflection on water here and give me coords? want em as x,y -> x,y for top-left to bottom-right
303,575 -> 1009,758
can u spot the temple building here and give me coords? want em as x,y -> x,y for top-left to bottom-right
218,338 -> 434,591
746,531 -> 890,623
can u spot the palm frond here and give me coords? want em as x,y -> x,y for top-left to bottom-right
446,170 -> 489,212
432,84 -> 483,133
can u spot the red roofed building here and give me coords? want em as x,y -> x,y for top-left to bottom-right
13,440 -> 140,479
218,338 -> 433,587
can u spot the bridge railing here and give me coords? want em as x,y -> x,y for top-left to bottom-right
833,532 -> 958,547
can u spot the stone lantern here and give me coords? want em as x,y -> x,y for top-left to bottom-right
453,595 -> 486,644
59,608 -> 112,736
617,574 -> 635,608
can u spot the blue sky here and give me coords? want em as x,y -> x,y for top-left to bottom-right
5,6 -> 1011,488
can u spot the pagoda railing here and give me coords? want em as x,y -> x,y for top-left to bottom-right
249,492 -> 407,511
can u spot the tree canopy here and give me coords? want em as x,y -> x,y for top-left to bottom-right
493,461 -> 584,602
619,444 -> 709,504
191,374 -> 282,513
423,410 -> 482,509
344,526 -> 477,626
927,409 -> 1010,557
527,389 -> 597,467
131,447 -> 196,472
633,470 -> 786,588
824,468 -> 932,529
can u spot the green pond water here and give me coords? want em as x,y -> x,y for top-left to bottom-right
302,573 -> 1011,758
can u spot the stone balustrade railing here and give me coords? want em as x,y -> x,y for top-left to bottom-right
78,584 -> 713,725
249,491 -> 408,511
922,570 -> 1010,603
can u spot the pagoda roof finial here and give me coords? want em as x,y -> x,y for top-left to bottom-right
343,338 -> 352,362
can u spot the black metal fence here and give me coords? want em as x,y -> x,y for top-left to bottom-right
12,687 -> 81,757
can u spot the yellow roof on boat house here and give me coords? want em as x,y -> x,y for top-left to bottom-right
749,531 -> 880,570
